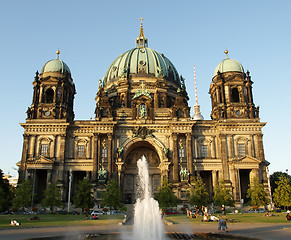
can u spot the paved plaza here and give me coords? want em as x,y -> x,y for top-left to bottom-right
1,222 -> 291,240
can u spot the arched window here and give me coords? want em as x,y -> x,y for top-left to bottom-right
231,88 -> 240,103
44,88 -> 54,103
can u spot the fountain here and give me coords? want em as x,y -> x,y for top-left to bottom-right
132,156 -> 165,240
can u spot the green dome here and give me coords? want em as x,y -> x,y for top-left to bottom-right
103,47 -> 181,87
214,58 -> 244,76
41,59 -> 71,74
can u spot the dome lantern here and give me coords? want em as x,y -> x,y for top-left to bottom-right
136,17 -> 148,48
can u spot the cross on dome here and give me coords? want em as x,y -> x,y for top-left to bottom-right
139,17 -> 144,26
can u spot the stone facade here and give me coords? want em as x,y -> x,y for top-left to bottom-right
18,25 -> 269,206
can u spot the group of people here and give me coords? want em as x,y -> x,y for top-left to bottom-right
186,206 -> 228,233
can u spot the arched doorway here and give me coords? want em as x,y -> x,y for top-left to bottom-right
122,141 -> 161,204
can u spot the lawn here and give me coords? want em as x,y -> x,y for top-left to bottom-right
1,212 -> 290,230
0,214 -> 124,229
165,212 -> 290,224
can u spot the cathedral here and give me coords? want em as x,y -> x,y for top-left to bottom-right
18,21 -> 270,206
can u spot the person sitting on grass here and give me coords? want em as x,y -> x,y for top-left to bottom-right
264,212 -> 275,217
10,219 -> 21,226
190,212 -> 197,219
202,213 -> 208,222
286,212 -> 291,221
92,214 -> 99,220
209,214 -> 219,222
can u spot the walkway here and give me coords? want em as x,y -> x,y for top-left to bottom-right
1,222 -> 291,240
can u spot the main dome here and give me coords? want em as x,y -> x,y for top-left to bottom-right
103,47 -> 181,87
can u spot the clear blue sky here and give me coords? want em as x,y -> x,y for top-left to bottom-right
1,0 -> 290,177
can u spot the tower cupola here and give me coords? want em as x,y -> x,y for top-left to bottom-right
26,50 -> 76,122
209,50 -> 259,120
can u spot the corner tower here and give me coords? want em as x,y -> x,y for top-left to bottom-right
209,50 -> 259,120
27,50 -> 76,122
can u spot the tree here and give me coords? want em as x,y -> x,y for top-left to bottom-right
273,175 -> 291,210
188,176 -> 209,208
0,170 -> 14,212
13,179 -> 34,210
213,180 -> 234,207
270,171 -> 291,195
101,179 -> 122,209
154,180 -> 178,211
41,182 -> 63,212
73,178 -> 94,212
246,178 -> 269,208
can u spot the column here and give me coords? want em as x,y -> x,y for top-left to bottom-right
86,171 -> 90,180
59,135 -> 66,163
46,169 -> 52,186
107,134 -> 113,178
29,135 -> 36,158
58,135 -> 66,184
92,134 -> 99,181
228,135 -> 234,159
172,133 -> 179,182
219,134 -> 230,181
97,136 -> 101,170
250,134 -> 255,157
211,136 -> 216,159
19,134 -> 29,182
257,133 -> 265,161
229,165 -> 239,201
194,136 -> 198,158
154,92 -> 159,108
212,170 -> 218,187
250,169 -> 259,186
186,133 -> 193,175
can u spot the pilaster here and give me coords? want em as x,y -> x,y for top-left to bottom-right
219,134 -> 230,181
172,133 -> 179,182
19,134 -> 29,182
186,133 -> 193,175
107,134 -> 113,178
92,133 -> 99,181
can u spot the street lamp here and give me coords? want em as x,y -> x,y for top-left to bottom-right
67,169 -> 72,212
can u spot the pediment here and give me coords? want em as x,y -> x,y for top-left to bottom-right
230,155 -> 263,166
27,156 -> 54,165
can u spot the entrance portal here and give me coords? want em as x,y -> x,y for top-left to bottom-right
122,142 -> 161,203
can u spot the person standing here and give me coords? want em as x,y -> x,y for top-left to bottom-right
221,205 -> 226,215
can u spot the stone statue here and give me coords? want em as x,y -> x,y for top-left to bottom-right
98,167 -> 107,183
139,104 -> 146,119
179,166 -> 189,181
162,147 -> 169,158
117,147 -> 124,158
26,107 -> 32,119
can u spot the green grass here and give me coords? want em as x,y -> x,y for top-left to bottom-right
165,212 -> 289,224
1,212 -> 289,229
0,214 -> 124,229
